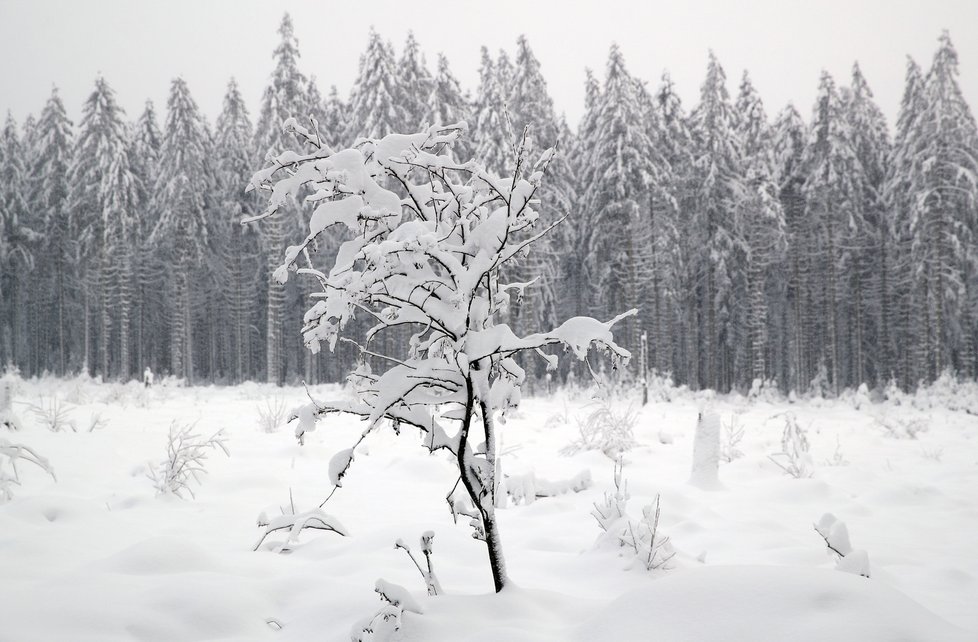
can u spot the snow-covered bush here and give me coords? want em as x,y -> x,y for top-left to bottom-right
256,396 -> 288,432
690,409 -> 721,488
592,457 -> 675,572
748,377 -> 781,403
248,121 -> 633,592
499,469 -> 591,506
147,422 -> 230,499
254,495 -> 347,552
561,398 -> 638,459
815,513 -> 871,578
720,413 -> 745,463
768,413 -> 813,478
0,439 -> 56,502
396,531 -> 442,596
26,395 -> 76,432
351,579 -> 424,642
876,414 -> 929,440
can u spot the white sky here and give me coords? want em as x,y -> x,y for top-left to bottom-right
0,0 -> 975,132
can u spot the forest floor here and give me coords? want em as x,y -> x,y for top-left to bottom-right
0,377 -> 976,641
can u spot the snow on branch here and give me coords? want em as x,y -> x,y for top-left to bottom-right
251,119 -> 633,593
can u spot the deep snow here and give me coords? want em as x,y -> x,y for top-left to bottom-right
0,376 -> 976,641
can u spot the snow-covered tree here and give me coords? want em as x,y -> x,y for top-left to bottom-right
346,29 -> 404,141
150,78 -> 212,383
255,12 -> 309,385
802,71 -> 866,393
689,52 -> 746,391
0,113 -> 36,371
130,101 -> 164,375
247,120 -> 634,593
735,72 -> 786,386
772,104 -> 812,391
903,32 -> 978,380
67,77 -> 129,376
472,47 -> 513,176
396,32 -> 433,133
427,53 -> 473,162
215,79 -> 260,382
30,88 -> 74,375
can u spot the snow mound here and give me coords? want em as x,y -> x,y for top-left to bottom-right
574,565 -> 971,642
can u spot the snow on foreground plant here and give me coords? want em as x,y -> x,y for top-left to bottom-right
0,439 -> 56,503
147,422 -> 229,499
247,121 -> 634,592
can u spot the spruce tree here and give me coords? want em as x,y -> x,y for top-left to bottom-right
67,77 -> 129,376
396,32 -> 433,132
31,89 -> 75,374
150,78 -> 212,383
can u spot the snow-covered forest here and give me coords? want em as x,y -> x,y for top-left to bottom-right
3,15 -> 976,395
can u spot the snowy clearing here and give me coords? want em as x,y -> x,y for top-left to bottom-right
0,377 -> 976,641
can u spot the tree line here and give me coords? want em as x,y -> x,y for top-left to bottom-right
1,14 -> 975,394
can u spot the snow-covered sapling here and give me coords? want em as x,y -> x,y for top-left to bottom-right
592,456 -> 676,572
248,121 -> 634,592
147,422 -> 230,499
768,413 -> 813,478
690,408 -> 721,488
351,579 -> 425,642
395,531 -> 442,596
254,497 -> 348,552
561,398 -> 638,459
25,395 -> 76,432
256,395 -> 288,433
499,469 -> 591,506
720,413 -> 745,463
814,513 -> 870,578
0,439 -> 56,502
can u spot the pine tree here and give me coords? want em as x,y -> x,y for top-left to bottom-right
583,45 -> 659,363
427,53 -> 473,160
801,71 -> 865,393
321,85 -> 347,148
67,77 -> 129,376
844,63 -> 891,385
904,32 -> 978,380
215,79 -> 260,383
736,72 -> 786,386
130,101 -> 164,376
472,47 -> 513,176
396,32 -> 433,132
0,113 -> 36,371
654,72 -> 696,384
346,29 -> 404,141
885,57 -> 926,387
255,13 -> 309,385
772,104 -> 811,391
689,52 -> 746,391
150,78 -> 212,383
31,88 -> 75,374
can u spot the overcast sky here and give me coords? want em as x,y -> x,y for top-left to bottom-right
1,0 -> 975,133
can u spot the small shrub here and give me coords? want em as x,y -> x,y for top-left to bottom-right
25,396 -> 76,432
768,413 -> 813,478
395,531 -> 442,596
720,414 -> 745,463
562,399 -> 638,459
592,457 -> 675,572
0,439 -> 56,502
876,415 -> 929,440
147,422 -> 229,499
257,396 -> 289,433
814,512 -> 870,578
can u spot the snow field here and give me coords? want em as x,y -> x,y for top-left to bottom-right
0,378 -> 976,640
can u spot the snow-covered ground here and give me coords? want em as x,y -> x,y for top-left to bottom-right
1,377 -> 976,641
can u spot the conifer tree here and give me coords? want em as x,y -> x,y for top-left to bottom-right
215,79 -> 260,382
396,32 -> 433,132
67,77 -> 129,375
150,78 -> 212,383
689,52 -> 745,391
0,114 -> 36,371
31,89 -> 74,374
255,13 -> 309,384
904,32 -> 978,379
